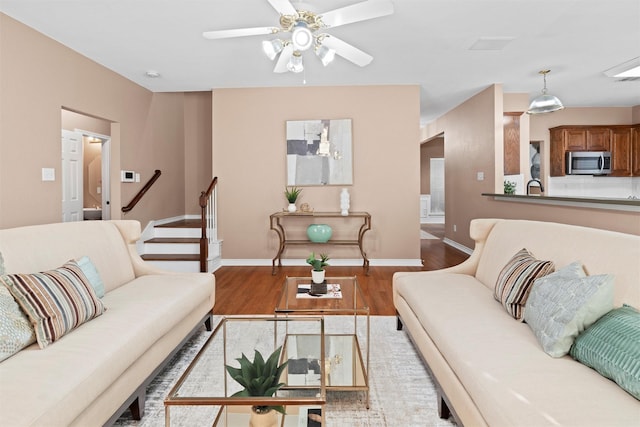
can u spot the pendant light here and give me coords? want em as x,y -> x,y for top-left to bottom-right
527,70 -> 564,114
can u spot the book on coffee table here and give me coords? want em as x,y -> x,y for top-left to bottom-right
296,284 -> 342,299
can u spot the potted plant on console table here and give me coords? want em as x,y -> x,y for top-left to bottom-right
225,346 -> 289,427
284,186 -> 302,212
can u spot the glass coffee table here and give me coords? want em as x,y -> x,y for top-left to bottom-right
164,316 -> 326,427
275,276 -> 370,408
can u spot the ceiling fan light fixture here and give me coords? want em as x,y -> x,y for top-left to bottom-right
287,51 -> 304,73
262,39 -> 284,60
315,44 -> 336,66
527,70 -> 564,114
291,21 -> 313,51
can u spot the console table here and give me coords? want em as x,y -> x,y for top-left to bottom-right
270,211 -> 371,275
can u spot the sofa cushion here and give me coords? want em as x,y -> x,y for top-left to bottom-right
570,305 -> 640,400
494,248 -> 554,320
0,283 -> 36,361
0,260 -> 106,348
0,221 -> 136,294
76,256 -> 105,298
525,265 -> 614,357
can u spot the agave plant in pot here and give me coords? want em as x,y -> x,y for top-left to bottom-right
306,252 -> 330,293
284,186 -> 302,213
225,346 -> 289,427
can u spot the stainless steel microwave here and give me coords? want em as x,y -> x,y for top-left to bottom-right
565,151 -> 612,175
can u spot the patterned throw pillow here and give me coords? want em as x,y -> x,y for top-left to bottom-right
494,248 -> 555,321
524,265 -> 614,357
0,260 -> 106,348
570,305 -> 640,400
0,284 -> 36,361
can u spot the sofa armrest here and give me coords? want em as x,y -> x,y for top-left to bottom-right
394,218 -> 499,282
110,220 -> 177,276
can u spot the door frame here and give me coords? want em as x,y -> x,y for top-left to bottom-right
75,129 -> 111,220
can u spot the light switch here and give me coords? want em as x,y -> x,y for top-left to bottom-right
477,172 -> 484,181
135,173 -> 140,183
42,168 -> 55,181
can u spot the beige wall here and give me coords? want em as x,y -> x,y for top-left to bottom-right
0,14 -> 211,229
212,86 -> 421,262
423,85 -> 639,248
423,85 -> 503,248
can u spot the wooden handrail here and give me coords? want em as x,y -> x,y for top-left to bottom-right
122,169 -> 161,213
199,177 -> 218,272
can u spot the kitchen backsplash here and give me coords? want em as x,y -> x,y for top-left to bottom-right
548,176 -> 639,199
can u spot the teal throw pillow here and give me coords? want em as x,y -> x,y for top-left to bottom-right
76,256 -> 105,298
570,305 -> 640,400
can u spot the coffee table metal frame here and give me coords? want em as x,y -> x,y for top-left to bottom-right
275,276 -> 370,408
164,315 -> 327,427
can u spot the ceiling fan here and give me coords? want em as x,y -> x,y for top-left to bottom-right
202,0 -> 394,73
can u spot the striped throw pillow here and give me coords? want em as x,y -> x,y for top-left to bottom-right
494,248 -> 554,321
0,260 -> 106,348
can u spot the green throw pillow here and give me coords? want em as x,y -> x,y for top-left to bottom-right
570,305 -> 640,400
76,256 -> 105,298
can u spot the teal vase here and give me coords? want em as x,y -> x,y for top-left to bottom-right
307,224 -> 333,243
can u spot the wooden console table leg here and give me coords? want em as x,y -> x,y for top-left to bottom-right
270,216 -> 286,275
358,215 -> 372,275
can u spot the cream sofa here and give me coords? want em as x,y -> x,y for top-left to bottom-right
393,218 -> 640,427
0,220 -> 215,427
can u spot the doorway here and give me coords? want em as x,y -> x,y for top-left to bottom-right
61,109 -> 112,222
420,135 -> 445,225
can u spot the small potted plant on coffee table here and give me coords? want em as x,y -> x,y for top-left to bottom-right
306,252 -> 330,293
284,186 -> 302,212
225,346 -> 289,426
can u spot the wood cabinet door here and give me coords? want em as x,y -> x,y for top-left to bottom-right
587,128 -> 611,151
633,126 -> 640,176
610,127 -> 632,176
550,128 -> 566,176
564,129 -> 587,151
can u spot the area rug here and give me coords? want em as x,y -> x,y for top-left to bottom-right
114,316 -> 456,427
420,230 -> 440,240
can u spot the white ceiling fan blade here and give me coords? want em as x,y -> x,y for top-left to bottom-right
274,44 -> 294,73
267,0 -> 297,16
321,35 -> 373,67
321,0 -> 394,28
202,27 -> 277,40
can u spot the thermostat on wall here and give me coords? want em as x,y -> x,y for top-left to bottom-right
121,170 -> 135,183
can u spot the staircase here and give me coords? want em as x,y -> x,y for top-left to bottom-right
140,217 -> 222,273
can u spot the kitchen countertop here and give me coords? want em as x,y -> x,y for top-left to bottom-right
481,193 -> 640,212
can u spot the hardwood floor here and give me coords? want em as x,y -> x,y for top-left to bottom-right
213,225 -> 468,316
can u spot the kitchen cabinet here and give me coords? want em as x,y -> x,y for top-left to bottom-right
633,125 -> 640,176
550,125 -> 628,176
610,127 -> 632,176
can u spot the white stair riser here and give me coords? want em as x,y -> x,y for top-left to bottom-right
153,228 -> 201,238
143,243 -> 200,254
145,260 -> 201,273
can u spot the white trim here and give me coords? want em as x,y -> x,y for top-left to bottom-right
221,258 -> 423,267
443,238 -> 473,255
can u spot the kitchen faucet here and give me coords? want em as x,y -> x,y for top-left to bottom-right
526,179 -> 545,195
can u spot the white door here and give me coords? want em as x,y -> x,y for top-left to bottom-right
61,130 -> 83,222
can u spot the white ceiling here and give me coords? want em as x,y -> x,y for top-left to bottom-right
1,0 -> 639,124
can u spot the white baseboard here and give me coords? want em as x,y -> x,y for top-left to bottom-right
221,258 -> 423,267
442,238 -> 473,255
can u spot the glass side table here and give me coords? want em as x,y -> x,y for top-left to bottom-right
275,276 -> 370,408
